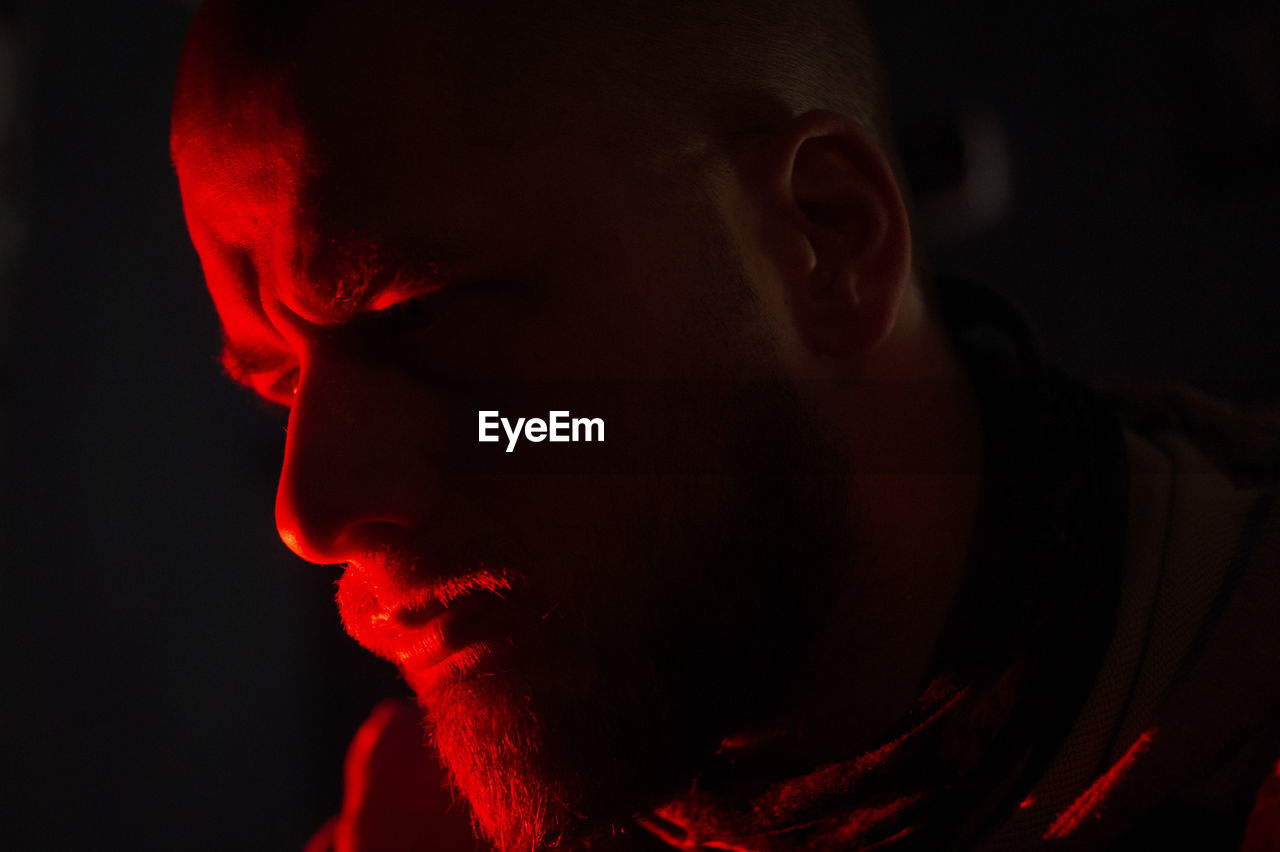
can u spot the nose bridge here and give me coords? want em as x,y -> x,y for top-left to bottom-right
275,350 -> 444,564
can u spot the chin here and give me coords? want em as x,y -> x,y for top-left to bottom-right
419,656 -> 692,852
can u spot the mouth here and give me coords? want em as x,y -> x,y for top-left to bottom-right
337,563 -> 524,691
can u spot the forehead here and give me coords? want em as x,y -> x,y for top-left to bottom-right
174,3 -> 592,315
171,1 -> 720,344
173,9 -> 462,311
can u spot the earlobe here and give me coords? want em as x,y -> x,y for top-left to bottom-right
781,110 -> 912,360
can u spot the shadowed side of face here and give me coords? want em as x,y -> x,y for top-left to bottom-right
173,2 -> 853,849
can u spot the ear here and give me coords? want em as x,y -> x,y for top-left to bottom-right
772,110 -> 912,359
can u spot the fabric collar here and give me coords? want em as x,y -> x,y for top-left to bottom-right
636,279 -> 1131,852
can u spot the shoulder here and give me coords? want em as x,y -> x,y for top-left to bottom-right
1097,380 -> 1280,488
1111,386 -> 1280,849
982,382 -> 1280,850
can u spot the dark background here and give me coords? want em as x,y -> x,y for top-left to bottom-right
3,2 -> 1277,849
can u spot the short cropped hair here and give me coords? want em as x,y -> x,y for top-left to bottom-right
174,0 -> 891,157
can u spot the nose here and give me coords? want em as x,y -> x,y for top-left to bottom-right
274,352 -> 445,565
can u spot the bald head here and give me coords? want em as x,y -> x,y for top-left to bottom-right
173,0 -> 891,166
171,0 -> 902,350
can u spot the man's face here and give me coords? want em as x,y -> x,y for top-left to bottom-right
175,22 -> 850,850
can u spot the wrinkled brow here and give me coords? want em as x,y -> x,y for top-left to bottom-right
219,238 -> 470,385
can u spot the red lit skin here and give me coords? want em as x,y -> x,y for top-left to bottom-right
173,3 -> 984,848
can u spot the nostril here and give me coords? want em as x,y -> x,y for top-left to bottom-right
336,519 -> 425,570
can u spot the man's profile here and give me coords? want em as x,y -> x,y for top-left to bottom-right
169,1 -> 1280,850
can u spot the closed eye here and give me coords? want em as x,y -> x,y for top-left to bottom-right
344,278 -> 512,346
351,283 -> 463,336
370,289 -> 440,328
219,342 -> 299,409
265,367 -> 300,405
239,364 -> 299,410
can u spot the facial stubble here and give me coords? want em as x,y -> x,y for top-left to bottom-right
417,378 -> 852,852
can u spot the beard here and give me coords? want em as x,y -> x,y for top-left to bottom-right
416,376 -> 853,852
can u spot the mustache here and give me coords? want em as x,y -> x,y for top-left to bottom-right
335,546 -> 526,655
341,546 -> 524,608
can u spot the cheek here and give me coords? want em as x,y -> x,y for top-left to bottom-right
454,381 -> 775,599
479,474 -> 658,570
461,470 -> 703,615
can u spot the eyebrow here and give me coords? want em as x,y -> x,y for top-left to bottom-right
297,237 -> 469,320
217,237 -> 472,387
